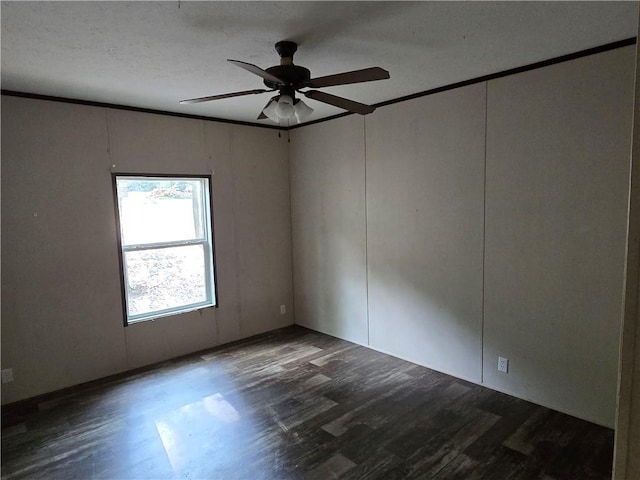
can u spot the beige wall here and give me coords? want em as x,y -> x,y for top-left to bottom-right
1,97 -> 294,404
290,116 -> 368,345
289,46 -> 635,427
614,26 -> 640,480
231,126 -> 293,339
366,83 -> 486,382
484,47 -> 635,426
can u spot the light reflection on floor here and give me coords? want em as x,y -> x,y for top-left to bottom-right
154,393 -> 243,476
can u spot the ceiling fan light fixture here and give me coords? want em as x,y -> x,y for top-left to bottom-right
262,98 -> 280,121
262,94 -> 311,124
294,99 -> 314,123
275,94 -> 295,120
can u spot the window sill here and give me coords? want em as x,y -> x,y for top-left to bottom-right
126,303 -> 216,325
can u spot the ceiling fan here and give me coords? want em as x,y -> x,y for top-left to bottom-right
180,41 -> 390,124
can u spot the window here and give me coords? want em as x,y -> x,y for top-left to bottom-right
113,175 -> 217,324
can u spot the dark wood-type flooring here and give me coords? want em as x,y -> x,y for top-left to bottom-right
1,326 -> 614,479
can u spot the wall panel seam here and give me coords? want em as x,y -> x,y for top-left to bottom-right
202,120 -> 220,345
105,108 -> 131,369
481,81 -> 488,384
229,127 -> 243,338
286,133 -> 297,326
364,116 -> 370,346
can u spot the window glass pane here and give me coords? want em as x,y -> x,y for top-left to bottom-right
116,178 -> 206,246
125,245 -> 207,318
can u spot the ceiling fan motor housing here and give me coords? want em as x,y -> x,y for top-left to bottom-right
263,41 -> 311,90
264,65 -> 311,89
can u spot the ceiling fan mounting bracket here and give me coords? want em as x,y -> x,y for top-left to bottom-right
274,41 -> 298,59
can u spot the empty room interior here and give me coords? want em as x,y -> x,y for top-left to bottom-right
2,1 -> 640,479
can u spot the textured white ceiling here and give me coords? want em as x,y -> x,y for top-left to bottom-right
1,1 -> 638,126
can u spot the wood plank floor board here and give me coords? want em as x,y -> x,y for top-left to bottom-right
338,448 -> 403,480
378,408 -> 499,479
1,326 -> 614,479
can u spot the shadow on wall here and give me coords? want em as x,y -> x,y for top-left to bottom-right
366,247 -> 482,383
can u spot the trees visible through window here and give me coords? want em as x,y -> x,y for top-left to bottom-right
113,175 -> 217,324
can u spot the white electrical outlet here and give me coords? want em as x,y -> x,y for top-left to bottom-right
1,368 -> 14,384
498,357 -> 509,374
280,304 -> 286,315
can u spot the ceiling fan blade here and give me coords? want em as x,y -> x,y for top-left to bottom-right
302,90 -> 375,115
303,67 -> 389,88
228,59 -> 287,86
180,89 -> 271,104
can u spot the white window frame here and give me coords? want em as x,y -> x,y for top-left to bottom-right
113,174 -> 217,325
